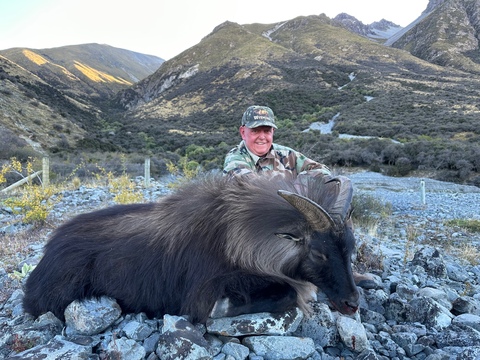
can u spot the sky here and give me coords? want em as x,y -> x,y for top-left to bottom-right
1,0 -> 429,60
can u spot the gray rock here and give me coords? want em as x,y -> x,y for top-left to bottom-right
221,341 -> 250,360
410,247 -> 448,278
408,297 -> 453,330
417,287 -> 452,310
242,335 -> 315,360
156,314 -> 211,360
156,332 -> 211,360
391,323 -> 427,337
206,308 -> 303,337
7,335 -> 91,359
295,302 -> 337,347
446,263 -> 470,282
143,332 -> 161,354
106,336 -> 147,360
64,296 -> 122,336
336,315 -> 370,353
452,296 -> 480,315
452,313 -> 480,331
384,292 -> 410,322
123,320 -> 154,341
436,324 -> 480,348
391,332 -> 423,357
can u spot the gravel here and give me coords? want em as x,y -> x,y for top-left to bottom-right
349,171 -> 480,221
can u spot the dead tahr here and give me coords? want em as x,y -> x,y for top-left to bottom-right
23,175 -> 359,323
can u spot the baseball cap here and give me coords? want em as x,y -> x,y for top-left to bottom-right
241,105 -> 277,129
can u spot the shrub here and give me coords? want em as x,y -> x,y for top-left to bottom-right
445,219 -> 480,233
1,158 -> 59,225
351,192 -> 392,232
395,157 -> 412,176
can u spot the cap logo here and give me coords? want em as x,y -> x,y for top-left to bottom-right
242,105 -> 277,129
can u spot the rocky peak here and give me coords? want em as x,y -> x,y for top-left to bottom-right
334,13 -> 402,40
334,13 -> 371,36
425,0 -> 448,13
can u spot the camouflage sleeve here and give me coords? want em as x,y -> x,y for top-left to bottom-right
223,146 -> 257,178
295,152 -> 331,177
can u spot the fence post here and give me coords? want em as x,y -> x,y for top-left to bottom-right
420,179 -> 426,205
42,157 -> 50,188
144,157 -> 151,187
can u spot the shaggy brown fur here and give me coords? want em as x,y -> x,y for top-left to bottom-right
23,175 -> 359,322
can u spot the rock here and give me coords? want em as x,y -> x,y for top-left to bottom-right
452,313 -> 480,331
417,287 -> 452,310
336,315 -> 370,353
452,296 -> 480,315
408,297 -> 453,330
446,263 -> 471,282
391,332 -> 423,357
122,320 -> 154,341
106,336 -> 146,360
221,341 -> 250,359
295,302 -> 337,347
242,336 -> 316,360
410,247 -> 448,278
206,308 -> 303,337
64,296 -> 122,336
156,314 -> 211,360
435,324 -> 480,348
7,335 -> 91,359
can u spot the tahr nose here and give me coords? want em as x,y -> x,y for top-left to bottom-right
344,291 -> 360,313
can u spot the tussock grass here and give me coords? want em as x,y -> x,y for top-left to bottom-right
351,192 -> 392,235
457,243 -> 480,266
445,219 -> 480,233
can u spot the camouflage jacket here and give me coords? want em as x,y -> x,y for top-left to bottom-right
223,141 -> 331,179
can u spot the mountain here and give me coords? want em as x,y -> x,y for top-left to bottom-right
0,44 -> 163,101
1,0 -> 479,184
0,54 -> 96,152
333,13 -> 403,42
109,10 -> 480,183
387,0 -> 480,74
0,44 -> 163,154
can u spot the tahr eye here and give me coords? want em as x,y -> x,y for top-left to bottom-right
311,249 -> 328,261
275,233 -> 301,242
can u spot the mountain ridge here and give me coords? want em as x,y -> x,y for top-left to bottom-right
1,0 -> 479,185
0,43 -> 164,100
0,44 -> 163,153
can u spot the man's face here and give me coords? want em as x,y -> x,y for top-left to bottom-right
240,125 -> 274,157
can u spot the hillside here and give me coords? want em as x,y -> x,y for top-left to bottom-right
0,44 -> 163,100
0,0 -> 479,185
0,55 -> 95,152
0,44 -> 163,157
389,0 -> 480,74
111,12 -> 480,184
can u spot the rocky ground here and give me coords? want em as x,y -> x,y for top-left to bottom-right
1,171 -> 480,360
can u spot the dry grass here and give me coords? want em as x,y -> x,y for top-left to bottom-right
351,192 -> 392,236
457,244 -> 480,266
0,227 -> 51,305
0,228 -> 50,272
403,224 -> 419,264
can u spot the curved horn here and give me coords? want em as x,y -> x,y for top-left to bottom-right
278,190 -> 335,232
